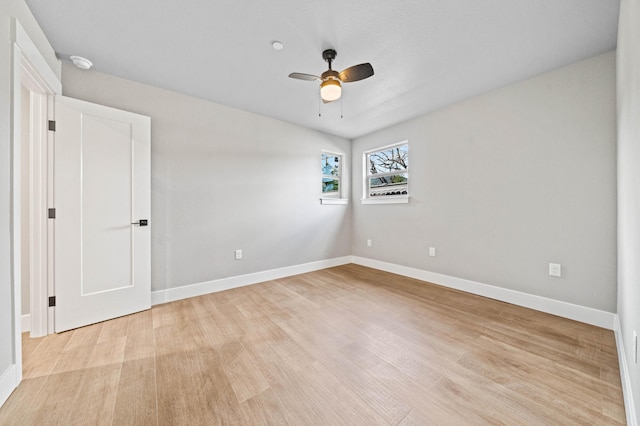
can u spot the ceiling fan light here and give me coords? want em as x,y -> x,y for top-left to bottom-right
320,79 -> 341,102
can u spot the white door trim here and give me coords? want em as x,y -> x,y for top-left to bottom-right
20,78 -> 48,338
11,20 -> 61,94
9,17 -> 61,398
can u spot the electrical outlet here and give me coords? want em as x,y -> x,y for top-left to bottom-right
429,247 -> 436,257
548,263 -> 561,277
235,249 -> 242,260
367,239 -> 372,247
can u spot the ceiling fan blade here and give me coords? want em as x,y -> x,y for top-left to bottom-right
339,63 -> 374,82
288,72 -> 320,81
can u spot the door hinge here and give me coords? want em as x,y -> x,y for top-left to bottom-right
48,296 -> 56,307
48,208 -> 56,219
48,120 -> 56,131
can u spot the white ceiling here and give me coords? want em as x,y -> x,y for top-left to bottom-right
25,0 -> 620,139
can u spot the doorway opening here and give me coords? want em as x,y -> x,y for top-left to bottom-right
10,18 -> 61,388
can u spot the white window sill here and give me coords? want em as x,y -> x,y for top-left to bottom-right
361,196 -> 409,205
320,198 -> 349,205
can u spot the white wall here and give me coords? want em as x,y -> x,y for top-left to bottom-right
352,52 -> 617,313
617,0 -> 640,418
61,64 -> 352,292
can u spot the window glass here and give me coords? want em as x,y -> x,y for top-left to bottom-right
365,143 -> 409,198
322,152 -> 342,197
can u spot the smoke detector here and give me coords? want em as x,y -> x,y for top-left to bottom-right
70,56 -> 93,70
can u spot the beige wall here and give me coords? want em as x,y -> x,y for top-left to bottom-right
352,52 -> 617,312
617,0 -> 640,419
62,64 -> 352,292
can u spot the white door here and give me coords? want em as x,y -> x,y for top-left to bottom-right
54,96 -> 151,332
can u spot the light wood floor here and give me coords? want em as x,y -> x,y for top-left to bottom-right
0,264 -> 626,425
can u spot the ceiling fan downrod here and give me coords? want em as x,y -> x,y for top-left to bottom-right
322,49 -> 337,70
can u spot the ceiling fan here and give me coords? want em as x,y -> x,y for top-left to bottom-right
289,49 -> 374,103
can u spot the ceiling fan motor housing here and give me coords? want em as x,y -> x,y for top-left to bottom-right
322,49 -> 337,63
321,69 -> 340,81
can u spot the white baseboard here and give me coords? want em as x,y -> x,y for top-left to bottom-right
352,256 -> 616,330
152,255 -> 616,329
151,256 -> 353,305
614,315 -> 638,426
21,314 -> 30,333
0,364 -> 17,409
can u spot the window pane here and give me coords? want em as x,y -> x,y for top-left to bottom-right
322,153 -> 340,177
367,144 -> 408,175
369,173 -> 407,196
369,173 -> 408,188
322,178 -> 339,193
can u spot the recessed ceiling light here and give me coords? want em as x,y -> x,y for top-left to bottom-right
70,55 -> 93,70
272,41 -> 284,51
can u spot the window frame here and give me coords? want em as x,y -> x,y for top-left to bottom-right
362,141 -> 409,205
320,150 -> 348,204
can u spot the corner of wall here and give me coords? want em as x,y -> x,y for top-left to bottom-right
614,315 -> 638,426
0,365 -> 18,409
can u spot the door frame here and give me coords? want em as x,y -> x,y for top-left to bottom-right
21,65 -> 50,338
10,17 -> 61,383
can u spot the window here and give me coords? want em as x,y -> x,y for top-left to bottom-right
363,141 -> 409,204
321,151 -> 347,204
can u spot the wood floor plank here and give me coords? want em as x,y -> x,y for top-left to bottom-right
237,388 -> 296,425
21,332 -> 73,380
315,342 -> 416,424
0,264 -> 626,425
112,358 -> 158,426
69,364 -> 122,426
97,314 -> 130,344
455,335 -> 622,424
20,334 -> 43,361
63,322 -> 102,350
0,375 -> 49,423
222,344 -> 270,403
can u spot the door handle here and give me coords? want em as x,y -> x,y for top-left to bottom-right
132,219 -> 148,226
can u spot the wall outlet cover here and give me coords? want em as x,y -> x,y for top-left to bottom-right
549,263 -> 561,277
